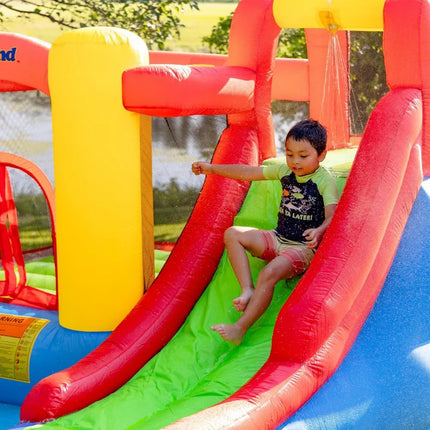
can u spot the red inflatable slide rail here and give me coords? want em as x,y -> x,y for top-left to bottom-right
20,124 -> 259,421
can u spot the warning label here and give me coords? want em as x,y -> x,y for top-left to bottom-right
0,313 -> 49,382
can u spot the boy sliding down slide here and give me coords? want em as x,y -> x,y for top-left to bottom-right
192,119 -> 338,345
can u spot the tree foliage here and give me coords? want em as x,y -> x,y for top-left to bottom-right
202,12 -> 232,55
277,28 -> 307,58
0,0 -> 199,49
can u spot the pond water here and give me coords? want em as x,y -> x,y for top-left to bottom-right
0,91 -> 303,192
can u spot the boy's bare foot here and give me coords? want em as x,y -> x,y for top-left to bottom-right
211,323 -> 245,345
232,289 -> 253,312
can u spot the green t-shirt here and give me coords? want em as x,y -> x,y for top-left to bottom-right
262,164 -> 339,243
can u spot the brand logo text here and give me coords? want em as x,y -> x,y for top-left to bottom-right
0,48 -> 17,61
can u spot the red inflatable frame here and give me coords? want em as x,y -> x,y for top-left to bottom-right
0,0 -> 429,427
0,152 -> 57,309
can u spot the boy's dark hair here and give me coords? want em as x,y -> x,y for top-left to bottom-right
286,119 -> 327,155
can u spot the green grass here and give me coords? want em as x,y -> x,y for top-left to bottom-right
154,223 -> 187,243
154,206 -> 194,242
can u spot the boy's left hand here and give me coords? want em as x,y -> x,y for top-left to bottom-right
303,204 -> 337,249
302,227 -> 323,249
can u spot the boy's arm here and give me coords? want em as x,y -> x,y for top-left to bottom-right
192,161 -> 265,181
302,203 -> 337,249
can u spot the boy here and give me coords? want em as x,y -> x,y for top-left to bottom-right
191,119 -> 338,344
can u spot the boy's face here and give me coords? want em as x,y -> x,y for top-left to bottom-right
285,137 -> 326,176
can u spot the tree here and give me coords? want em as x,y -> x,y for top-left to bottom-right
0,0 -> 199,49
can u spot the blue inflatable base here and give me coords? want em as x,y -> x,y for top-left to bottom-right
0,302 -> 110,406
0,403 -> 20,430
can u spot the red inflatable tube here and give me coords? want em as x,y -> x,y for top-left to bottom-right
161,88 -> 423,429
148,50 -> 227,67
0,80 -> 34,92
271,58 -> 309,102
122,65 -> 256,117
383,0 -> 430,175
0,32 -> 50,95
147,51 -> 310,103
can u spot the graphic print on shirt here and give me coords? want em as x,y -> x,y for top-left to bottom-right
276,172 -> 325,242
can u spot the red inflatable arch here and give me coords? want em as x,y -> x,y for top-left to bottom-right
0,32 -> 50,94
0,152 -> 56,309
0,33 -> 55,308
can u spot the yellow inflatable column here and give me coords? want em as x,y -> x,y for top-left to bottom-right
49,27 -> 153,331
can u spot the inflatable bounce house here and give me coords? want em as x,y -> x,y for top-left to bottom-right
0,0 -> 429,428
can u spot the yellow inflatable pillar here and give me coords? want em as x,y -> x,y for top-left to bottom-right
49,27 -> 153,331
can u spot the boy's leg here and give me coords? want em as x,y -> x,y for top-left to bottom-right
223,226 -> 267,312
211,255 -> 294,344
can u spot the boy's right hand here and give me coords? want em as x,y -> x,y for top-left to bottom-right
192,161 -> 210,175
